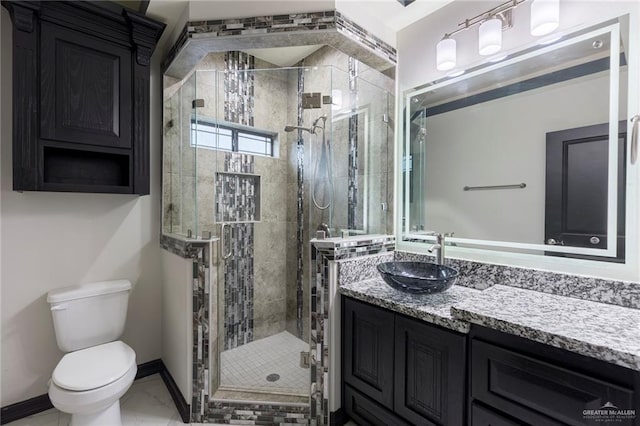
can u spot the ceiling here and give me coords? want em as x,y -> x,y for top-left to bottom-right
335,0 -> 454,34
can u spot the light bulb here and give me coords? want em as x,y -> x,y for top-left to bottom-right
531,0 -> 559,36
479,18 -> 502,56
436,37 -> 456,71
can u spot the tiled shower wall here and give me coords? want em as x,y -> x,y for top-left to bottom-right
284,47 -> 395,342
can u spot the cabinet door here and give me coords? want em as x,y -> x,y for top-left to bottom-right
343,297 -> 395,409
394,315 -> 466,426
40,22 -> 132,149
471,339 -> 635,426
344,385 -> 411,426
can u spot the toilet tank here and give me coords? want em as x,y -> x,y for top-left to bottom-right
47,280 -> 132,352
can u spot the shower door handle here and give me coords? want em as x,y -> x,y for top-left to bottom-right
221,223 -> 233,260
631,115 -> 639,165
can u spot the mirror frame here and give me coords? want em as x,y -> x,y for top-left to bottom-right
395,16 -> 639,281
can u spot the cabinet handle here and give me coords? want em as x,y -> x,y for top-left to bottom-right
631,115 -> 639,165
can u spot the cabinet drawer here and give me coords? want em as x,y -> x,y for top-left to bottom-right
344,385 -> 410,426
471,403 -> 522,426
343,297 -> 395,409
471,339 -> 635,426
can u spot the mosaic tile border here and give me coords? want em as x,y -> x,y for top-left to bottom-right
160,233 -> 214,259
161,10 -> 396,75
335,11 -> 396,63
190,242 -> 214,421
347,57 -> 358,230
224,51 -> 255,126
310,235 -> 395,425
296,67 -> 306,339
207,400 -> 310,424
222,55 -> 257,351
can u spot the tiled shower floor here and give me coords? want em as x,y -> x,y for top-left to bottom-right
219,331 -> 310,395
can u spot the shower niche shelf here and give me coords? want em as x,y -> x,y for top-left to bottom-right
215,172 -> 261,223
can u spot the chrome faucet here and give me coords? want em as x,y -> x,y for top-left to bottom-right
317,223 -> 331,238
427,232 -> 454,265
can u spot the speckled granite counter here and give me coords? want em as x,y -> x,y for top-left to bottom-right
451,284 -> 640,371
339,277 -> 483,334
341,278 -> 640,370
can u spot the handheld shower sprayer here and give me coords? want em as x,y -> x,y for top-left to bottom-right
284,114 -> 327,134
312,114 -> 327,128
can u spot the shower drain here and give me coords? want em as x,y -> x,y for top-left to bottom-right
266,373 -> 280,382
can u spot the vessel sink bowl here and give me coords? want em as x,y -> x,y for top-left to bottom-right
377,261 -> 458,294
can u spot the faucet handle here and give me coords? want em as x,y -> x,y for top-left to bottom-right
444,232 -> 455,238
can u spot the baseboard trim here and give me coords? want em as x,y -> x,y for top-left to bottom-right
0,394 -> 53,425
0,358 -> 189,425
330,408 -> 347,426
136,358 -> 164,379
159,363 -> 190,423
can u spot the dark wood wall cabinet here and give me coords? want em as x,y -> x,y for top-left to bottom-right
2,1 -> 165,194
342,296 -> 467,426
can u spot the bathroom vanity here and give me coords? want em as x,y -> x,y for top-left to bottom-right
338,255 -> 640,426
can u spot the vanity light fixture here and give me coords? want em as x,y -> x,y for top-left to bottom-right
436,36 -> 457,71
530,0 -> 560,36
435,0 -> 561,71
479,17 -> 503,55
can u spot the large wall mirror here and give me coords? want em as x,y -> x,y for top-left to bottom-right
399,14 -> 638,277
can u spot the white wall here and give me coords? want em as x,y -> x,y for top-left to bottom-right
421,71 -> 615,244
161,250 -> 192,401
0,8 -> 164,406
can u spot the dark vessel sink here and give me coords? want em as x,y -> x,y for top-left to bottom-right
377,261 -> 458,294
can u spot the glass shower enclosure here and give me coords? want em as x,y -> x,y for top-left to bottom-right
162,62 -> 393,405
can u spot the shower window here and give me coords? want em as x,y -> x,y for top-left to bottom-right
191,118 -> 275,157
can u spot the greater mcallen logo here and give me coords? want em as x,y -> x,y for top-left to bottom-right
583,402 -> 636,422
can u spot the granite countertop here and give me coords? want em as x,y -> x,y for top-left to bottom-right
339,277 -> 483,334
451,285 -> 640,371
339,279 -> 640,371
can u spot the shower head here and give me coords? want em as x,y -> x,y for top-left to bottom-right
284,125 -> 314,133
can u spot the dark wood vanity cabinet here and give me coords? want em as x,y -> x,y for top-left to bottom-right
3,1 -> 165,194
342,297 -> 467,426
469,326 -> 640,426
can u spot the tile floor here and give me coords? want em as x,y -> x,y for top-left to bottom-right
219,331 -> 309,395
8,373 -> 358,425
8,374 -> 182,426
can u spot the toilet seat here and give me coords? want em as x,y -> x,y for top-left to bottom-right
52,341 -> 135,391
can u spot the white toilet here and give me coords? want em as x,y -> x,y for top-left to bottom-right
47,280 -> 137,426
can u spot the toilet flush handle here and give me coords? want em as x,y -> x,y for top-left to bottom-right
50,304 -> 67,311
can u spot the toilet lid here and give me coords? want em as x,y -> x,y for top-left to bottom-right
52,341 -> 136,391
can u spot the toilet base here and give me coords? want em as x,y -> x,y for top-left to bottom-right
70,400 -> 121,426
